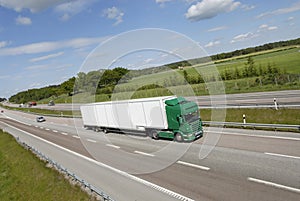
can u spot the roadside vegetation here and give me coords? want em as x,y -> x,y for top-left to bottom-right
0,130 -> 95,201
200,108 -> 300,125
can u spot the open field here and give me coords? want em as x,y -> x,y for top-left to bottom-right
0,130 -> 95,201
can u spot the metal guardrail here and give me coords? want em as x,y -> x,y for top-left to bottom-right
15,137 -> 114,201
203,121 -> 300,131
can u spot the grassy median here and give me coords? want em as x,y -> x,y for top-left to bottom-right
0,130 -> 95,201
200,108 -> 300,125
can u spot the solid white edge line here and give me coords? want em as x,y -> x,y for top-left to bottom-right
248,177 -> 300,194
87,139 -> 97,143
3,122 -> 194,201
206,130 -> 300,141
264,152 -> 300,160
177,161 -> 210,171
105,144 -> 120,149
134,150 -> 155,157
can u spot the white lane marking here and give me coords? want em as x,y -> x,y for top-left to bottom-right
3,123 -> 195,201
248,177 -> 300,194
35,125 -> 38,128
52,130 -> 58,133
45,128 -> 50,131
87,139 -> 97,143
72,135 -> 80,139
61,132 -> 68,136
105,144 -> 120,149
264,152 -> 300,160
40,127 -> 44,129
177,161 -> 210,171
134,150 -> 155,157
207,130 -> 300,141
3,114 -> 32,126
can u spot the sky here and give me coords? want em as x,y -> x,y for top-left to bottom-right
0,0 -> 299,98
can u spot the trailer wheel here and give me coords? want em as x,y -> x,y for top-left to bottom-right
175,132 -> 183,142
103,128 -> 108,134
151,130 -> 159,140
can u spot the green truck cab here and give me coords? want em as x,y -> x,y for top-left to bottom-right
157,97 -> 203,142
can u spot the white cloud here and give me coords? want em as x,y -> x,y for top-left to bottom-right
204,40 -> 221,48
55,0 -> 95,21
16,15 -> 32,25
230,32 -> 258,43
258,24 -> 278,32
257,1 -> 300,18
241,4 -> 255,11
0,0 -> 64,12
103,6 -> 124,26
25,64 -> 49,70
185,0 -> 240,21
156,0 -> 173,3
0,36 -> 107,56
30,51 -> 64,62
207,26 -> 227,32
0,41 -> 10,48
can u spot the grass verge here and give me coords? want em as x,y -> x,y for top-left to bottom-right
200,108 -> 300,125
0,129 -> 95,201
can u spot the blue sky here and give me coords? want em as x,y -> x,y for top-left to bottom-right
0,0 -> 299,98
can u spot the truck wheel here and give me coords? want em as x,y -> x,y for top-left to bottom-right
151,130 -> 159,140
103,128 -> 108,134
175,132 -> 183,142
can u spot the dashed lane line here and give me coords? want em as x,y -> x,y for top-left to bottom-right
176,161 -> 210,171
248,177 -> 300,194
87,139 -> 97,143
264,152 -> 300,160
134,150 -> 155,157
105,144 -> 120,149
72,135 -> 80,139
61,132 -> 68,136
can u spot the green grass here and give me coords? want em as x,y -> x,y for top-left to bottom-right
0,104 -> 80,117
0,130 -> 95,201
200,108 -> 300,125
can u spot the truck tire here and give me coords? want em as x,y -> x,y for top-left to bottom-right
103,128 -> 108,134
175,132 -> 183,142
151,130 -> 159,140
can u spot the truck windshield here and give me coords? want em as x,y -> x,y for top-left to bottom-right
184,111 -> 199,123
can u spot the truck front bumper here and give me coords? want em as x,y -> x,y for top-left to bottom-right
183,130 -> 203,141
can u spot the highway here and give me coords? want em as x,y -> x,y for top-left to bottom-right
0,109 -> 300,201
4,90 -> 300,110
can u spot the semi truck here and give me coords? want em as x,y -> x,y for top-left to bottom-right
80,96 -> 203,142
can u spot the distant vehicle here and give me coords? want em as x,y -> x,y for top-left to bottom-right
28,101 -> 37,106
80,96 -> 203,142
36,116 -> 46,122
1,110 -> 3,113
48,100 -> 55,106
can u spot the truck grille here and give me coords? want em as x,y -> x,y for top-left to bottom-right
190,120 -> 201,132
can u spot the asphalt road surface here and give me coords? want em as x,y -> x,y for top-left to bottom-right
0,109 -> 299,201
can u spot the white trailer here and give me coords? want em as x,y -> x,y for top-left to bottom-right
80,96 -> 175,133
80,96 -> 203,141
